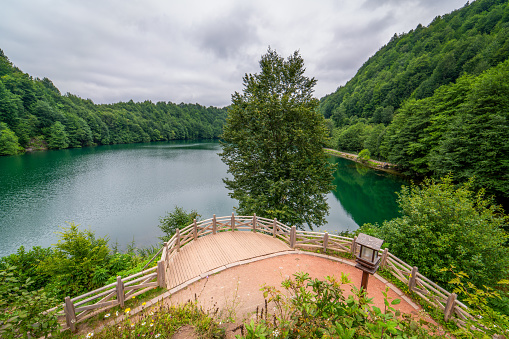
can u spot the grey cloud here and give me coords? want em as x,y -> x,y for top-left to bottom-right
194,6 -> 260,59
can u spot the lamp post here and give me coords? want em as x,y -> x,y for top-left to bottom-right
354,233 -> 384,291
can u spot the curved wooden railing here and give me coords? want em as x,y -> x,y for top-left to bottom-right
56,213 -> 474,331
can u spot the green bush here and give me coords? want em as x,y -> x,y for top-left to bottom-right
358,148 -> 371,162
158,206 -> 200,241
0,264 -> 60,338
360,175 -> 509,288
236,272 -> 442,338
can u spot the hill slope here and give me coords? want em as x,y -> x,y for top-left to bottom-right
319,0 -> 509,207
0,50 -> 227,155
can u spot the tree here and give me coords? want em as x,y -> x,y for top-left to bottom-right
0,122 -> 21,155
220,48 -> 334,228
361,176 -> 509,288
37,223 -> 110,297
158,206 -> 200,241
47,121 -> 69,149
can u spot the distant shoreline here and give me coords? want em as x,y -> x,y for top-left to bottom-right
324,148 -> 402,175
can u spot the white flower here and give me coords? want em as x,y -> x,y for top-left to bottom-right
273,329 -> 280,337
104,313 -> 110,318
150,323 -> 154,327
155,334 -> 161,338
116,311 -> 119,316
86,333 -> 94,338
141,322 -> 146,326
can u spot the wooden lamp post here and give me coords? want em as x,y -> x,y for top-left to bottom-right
354,233 -> 384,291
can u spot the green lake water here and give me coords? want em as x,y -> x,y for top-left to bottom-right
0,140 -> 406,257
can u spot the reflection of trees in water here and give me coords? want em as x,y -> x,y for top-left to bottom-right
329,157 -> 407,226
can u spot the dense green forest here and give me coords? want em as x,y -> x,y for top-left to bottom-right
320,0 -> 509,207
0,50 -> 227,155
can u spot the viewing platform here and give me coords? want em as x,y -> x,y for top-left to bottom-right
55,213 -> 475,333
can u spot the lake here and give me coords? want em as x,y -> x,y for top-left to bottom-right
0,140 -> 406,257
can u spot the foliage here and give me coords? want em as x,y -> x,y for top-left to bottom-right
358,149 -> 371,162
235,272 -> 443,338
382,59 -> 509,204
321,0 -> 509,207
47,121 -> 69,149
320,0 -> 509,123
0,50 -> 227,154
0,122 -> 21,155
360,176 -> 509,288
0,264 -> 60,338
37,222 -> 112,297
220,48 -> 334,228
444,268 -> 509,338
78,300 -> 224,339
158,206 -> 200,241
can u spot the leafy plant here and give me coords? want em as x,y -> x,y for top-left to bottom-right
0,264 -> 60,338
158,206 -> 200,241
444,267 -> 509,338
360,175 -> 509,288
237,272 -> 443,338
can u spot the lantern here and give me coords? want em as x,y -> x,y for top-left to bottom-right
354,233 -> 384,290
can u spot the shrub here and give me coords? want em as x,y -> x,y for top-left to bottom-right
361,175 -> 509,288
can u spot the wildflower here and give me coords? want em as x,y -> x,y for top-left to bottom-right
149,312 -> 154,315
104,313 -> 110,318
142,302 -> 146,306
273,329 -> 280,337
142,322 -> 146,326
132,296 -> 136,299
116,311 -> 119,316
125,308 -> 131,314
150,323 -> 154,327
155,334 -> 161,338
131,323 -> 135,328
86,333 -> 94,338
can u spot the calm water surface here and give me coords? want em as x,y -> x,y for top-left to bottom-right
0,141 -> 406,257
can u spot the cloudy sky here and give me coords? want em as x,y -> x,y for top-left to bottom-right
0,0 -> 468,107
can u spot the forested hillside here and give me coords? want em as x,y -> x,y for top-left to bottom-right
321,0 -> 509,207
0,50 -> 227,155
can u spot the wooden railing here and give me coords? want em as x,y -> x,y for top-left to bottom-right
55,213 -> 474,331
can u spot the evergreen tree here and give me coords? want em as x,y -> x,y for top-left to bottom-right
220,48 -> 334,228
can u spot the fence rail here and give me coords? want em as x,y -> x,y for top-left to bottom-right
56,213 -> 474,332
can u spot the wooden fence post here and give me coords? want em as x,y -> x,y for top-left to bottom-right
351,236 -> 357,256
64,296 -> 77,332
116,276 -> 125,308
409,266 -> 418,290
176,229 -> 181,252
193,219 -> 198,240
380,248 -> 389,268
290,226 -> 296,248
157,260 -> 166,288
162,242 -> 168,263
272,218 -> 277,238
231,212 -> 235,231
323,232 -> 329,252
444,293 -> 457,322
212,214 -> 217,235
252,213 -> 257,232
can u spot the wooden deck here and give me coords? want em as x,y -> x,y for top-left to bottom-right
166,231 -> 293,289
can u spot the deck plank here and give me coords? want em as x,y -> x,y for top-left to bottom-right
166,231 -> 293,289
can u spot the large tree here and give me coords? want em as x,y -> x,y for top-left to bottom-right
220,48 -> 334,228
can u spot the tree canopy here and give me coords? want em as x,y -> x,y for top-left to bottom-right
220,48 -> 334,228
0,49 -> 227,153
